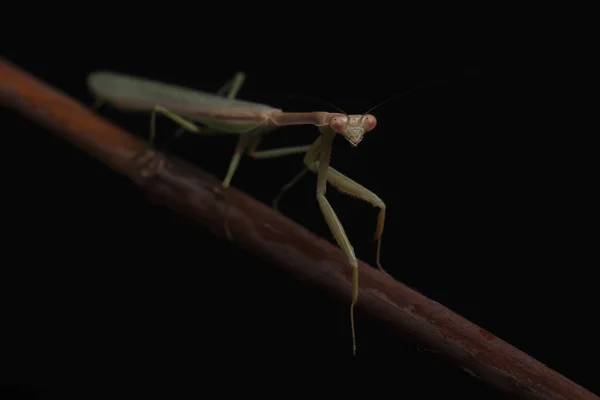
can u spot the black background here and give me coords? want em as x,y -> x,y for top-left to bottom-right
1,10 -> 597,400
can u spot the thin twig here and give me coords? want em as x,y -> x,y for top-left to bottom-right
0,56 -> 597,400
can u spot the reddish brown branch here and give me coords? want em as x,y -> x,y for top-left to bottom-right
0,57 -> 596,400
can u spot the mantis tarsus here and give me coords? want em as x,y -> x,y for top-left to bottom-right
87,71 -> 387,355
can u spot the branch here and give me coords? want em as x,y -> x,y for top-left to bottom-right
0,56 -> 596,400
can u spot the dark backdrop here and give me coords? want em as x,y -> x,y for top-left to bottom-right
1,15 -> 596,400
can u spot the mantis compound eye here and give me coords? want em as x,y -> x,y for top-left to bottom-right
329,115 -> 348,134
361,114 -> 377,132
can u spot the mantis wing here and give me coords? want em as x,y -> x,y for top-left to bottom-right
87,71 -> 281,134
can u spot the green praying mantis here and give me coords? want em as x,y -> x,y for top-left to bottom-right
87,70 -> 388,355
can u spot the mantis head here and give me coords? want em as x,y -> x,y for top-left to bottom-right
329,114 -> 377,146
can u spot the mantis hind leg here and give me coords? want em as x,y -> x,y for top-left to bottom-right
144,107 -> 252,240
165,71 -> 247,145
149,105 -> 209,146
148,71 -> 246,146
156,71 -> 249,238
216,71 -> 246,100
133,104 -> 218,173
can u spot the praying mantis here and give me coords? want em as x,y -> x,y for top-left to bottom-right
87,70 -> 387,354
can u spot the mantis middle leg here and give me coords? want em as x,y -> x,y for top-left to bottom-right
244,138 -> 312,208
245,136 -> 312,159
219,134 -> 312,238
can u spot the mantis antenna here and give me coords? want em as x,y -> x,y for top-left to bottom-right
359,79 -> 446,122
285,94 -> 349,115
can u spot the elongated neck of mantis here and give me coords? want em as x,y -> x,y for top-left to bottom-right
270,111 -> 342,127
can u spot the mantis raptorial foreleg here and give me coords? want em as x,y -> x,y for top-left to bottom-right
302,129 -> 386,355
275,134 -> 386,271
312,163 -> 386,272
307,131 -> 359,355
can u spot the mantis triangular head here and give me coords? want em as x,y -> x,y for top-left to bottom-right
329,114 -> 377,146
